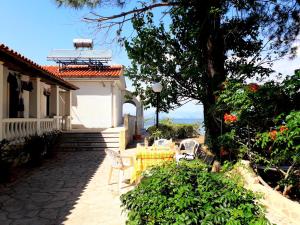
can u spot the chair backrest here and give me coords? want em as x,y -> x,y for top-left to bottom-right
105,149 -> 124,168
154,139 -> 172,147
179,139 -> 200,155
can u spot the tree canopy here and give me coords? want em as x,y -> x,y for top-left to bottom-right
56,0 -> 300,151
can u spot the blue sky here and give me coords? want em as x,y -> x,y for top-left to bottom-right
1,0 -> 299,119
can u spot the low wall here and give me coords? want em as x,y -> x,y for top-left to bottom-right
119,114 -> 136,151
236,160 -> 300,225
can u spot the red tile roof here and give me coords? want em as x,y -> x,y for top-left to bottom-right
43,65 -> 123,78
0,44 -> 78,90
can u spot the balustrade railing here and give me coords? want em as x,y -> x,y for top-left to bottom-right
1,117 -> 63,141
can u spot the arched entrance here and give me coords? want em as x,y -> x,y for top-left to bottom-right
123,91 -> 144,135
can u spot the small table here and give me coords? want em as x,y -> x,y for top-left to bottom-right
130,145 -> 176,183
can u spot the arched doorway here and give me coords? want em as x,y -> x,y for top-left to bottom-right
122,91 -> 144,135
123,100 -> 137,116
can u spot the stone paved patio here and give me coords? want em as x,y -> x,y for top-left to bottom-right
0,151 -> 129,225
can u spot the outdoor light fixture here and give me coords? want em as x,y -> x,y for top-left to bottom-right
152,82 -> 163,128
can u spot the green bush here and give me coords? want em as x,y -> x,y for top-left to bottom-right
23,130 -> 61,166
254,111 -> 300,192
121,161 -> 269,225
147,119 -> 199,143
0,131 -> 61,182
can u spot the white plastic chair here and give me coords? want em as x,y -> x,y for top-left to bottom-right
153,138 -> 172,147
175,139 -> 200,162
105,149 -> 134,191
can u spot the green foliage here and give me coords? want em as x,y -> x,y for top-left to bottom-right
254,111 -> 300,187
121,161 -> 270,225
0,131 -> 61,182
215,73 -> 300,158
147,119 -> 199,143
56,0 -> 300,152
23,130 -> 61,166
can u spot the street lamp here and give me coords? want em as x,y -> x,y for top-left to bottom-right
152,82 -> 163,128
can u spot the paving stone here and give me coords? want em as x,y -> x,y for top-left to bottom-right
0,212 -> 8,221
39,208 -> 59,220
43,200 -> 66,209
0,151 -> 129,225
11,218 -> 50,225
3,200 -> 23,213
31,193 -> 53,203
0,219 -> 12,225
24,209 -> 40,218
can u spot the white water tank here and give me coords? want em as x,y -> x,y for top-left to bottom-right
73,39 -> 93,49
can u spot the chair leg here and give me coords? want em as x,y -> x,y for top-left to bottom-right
118,170 -> 124,192
108,166 -> 113,185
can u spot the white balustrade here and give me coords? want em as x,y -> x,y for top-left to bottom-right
40,119 -> 55,134
2,118 -> 61,141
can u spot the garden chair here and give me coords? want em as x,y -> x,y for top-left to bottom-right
175,139 -> 200,162
153,138 -> 172,147
105,149 -> 134,192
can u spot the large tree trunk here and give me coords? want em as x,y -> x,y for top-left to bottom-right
202,0 -> 226,154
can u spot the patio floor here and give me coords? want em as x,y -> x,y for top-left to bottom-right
0,150 -> 132,225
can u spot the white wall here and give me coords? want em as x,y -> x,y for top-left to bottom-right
70,81 -> 113,128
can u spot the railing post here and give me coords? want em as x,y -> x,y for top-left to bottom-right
64,90 -> 72,130
0,62 -> 4,141
29,78 -> 41,135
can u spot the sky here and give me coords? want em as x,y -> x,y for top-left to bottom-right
0,0 -> 299,119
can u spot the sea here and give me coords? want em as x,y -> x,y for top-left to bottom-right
144,118 -> 205,134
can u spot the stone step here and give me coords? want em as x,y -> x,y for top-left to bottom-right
60,137 -> 120,143
58,142 -> 120,148
61,133 -> 120,138
55,146 -> 119,152
56,131 -> 121,152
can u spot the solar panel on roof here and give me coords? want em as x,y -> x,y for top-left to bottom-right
47,49 -> 112,70
47,49 -> 112,60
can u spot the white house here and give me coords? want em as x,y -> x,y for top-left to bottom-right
43,65 -> 127,129
0,43 -> 77,142
43,39 -> 144,132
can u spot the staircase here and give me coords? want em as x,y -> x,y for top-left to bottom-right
55,130 -> 120,152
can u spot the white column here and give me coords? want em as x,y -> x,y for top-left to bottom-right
50,85 -> 59,116
64,90 -> 72,130
50,85 -> 60,130
29,78 -> 41,134
0,62 -> 4,140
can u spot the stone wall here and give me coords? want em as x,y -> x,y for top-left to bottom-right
236,160 -> 300,225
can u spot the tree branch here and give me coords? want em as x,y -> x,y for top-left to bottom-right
83,2 -> 179,22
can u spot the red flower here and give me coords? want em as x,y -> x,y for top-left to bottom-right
224,113 -> 238,124
280,125 -> 288,133
248,83 -> 260,92
269,130 -> 277,140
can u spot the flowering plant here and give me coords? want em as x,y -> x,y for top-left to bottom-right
248,83 -> 260,92
224,113 -> 238,124
255,111 -> 300,195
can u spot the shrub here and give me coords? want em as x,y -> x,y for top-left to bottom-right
254,111 -> 300,194
23,131 -> 61,166
215,72 -> 299,158
147,119 -> 199,143
0,131 -> 61,182
121,161 -> 269,225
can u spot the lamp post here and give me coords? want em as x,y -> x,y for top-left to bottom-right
152,82 -> 163,128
